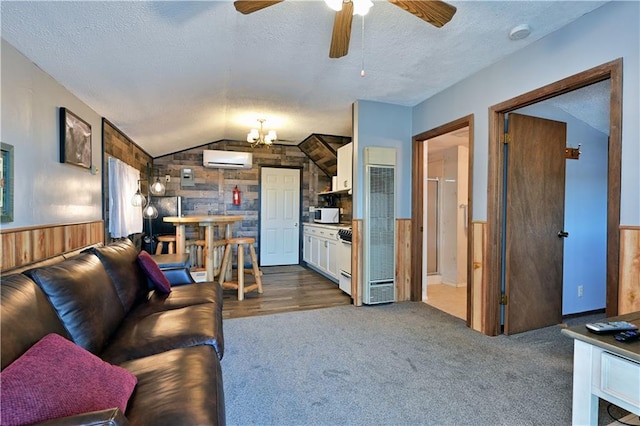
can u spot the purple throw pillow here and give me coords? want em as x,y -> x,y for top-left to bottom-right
0,333 -> 137,426
137,250 -> 172,293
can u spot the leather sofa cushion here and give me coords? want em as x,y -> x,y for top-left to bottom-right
24,254 -> 125,354
89,239 -> 149,313
0,274 -> 70,370
134,282 -> 222,317
120,346 -> 225,426
101,304 -> 224,364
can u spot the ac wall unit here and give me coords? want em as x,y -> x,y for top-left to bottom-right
203,150 -> 253,169
363,147 -> 396,305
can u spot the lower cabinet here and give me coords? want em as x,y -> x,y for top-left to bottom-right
303,224 -> 339,282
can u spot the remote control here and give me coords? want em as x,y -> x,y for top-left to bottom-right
614,330 -> 640,343
585,321 -> 639,334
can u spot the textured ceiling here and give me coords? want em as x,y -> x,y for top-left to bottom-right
1,1 -> 609,157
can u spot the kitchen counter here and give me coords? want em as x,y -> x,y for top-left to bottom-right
305,222 -> 351,230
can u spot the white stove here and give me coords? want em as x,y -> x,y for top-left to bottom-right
337,227 -> 352,296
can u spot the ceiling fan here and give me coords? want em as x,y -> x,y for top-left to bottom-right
233,0 -> 457,58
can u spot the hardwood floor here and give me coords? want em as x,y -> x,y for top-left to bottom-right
222,265 -> 352,319
222,265 -> 467,321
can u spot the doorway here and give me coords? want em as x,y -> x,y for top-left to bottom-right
424,127 -> 470,321
259,167 -> 301,266
411,115 -> 474,325
484,59 -> 622,336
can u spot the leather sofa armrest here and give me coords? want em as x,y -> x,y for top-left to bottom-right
33,408 -> 129,426
162,267 -> 196,286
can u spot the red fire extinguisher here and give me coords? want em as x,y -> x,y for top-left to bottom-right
232,185 -> 241,206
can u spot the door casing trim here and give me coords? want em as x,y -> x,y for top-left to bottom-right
485,58 -> 623,335
411,114 -> 474,327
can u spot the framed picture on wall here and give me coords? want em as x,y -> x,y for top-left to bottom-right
1,142 -> 14,222
60,107 -> 92,169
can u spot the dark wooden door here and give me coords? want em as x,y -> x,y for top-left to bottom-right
504,113 -> 567,335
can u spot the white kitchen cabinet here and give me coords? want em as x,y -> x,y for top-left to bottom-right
336,142 -> 352,191
303,224 -> 339,282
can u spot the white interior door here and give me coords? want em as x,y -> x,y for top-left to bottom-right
260,167 -> 300,266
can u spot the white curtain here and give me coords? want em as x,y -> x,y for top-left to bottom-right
108,157 -> 143,238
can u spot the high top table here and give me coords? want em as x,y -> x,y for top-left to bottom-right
163,215 -> 244,281
561,311 -> 640,425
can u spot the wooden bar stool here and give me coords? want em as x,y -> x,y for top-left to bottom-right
155,235 -> 176,255
186,239 -> 228,279
218,237 -> 263,301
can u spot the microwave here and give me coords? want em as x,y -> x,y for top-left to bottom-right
314,208 -> 340,224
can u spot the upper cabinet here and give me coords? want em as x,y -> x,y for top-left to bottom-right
336,142 -> 352,191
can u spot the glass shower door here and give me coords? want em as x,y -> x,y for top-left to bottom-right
427,178 -> 439,275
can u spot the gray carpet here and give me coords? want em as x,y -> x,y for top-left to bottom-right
222,302 -> 621,426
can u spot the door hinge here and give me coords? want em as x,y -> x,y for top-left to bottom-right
504,133 -> 511,144
500,293 -> 508,305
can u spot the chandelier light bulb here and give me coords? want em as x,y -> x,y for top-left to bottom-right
131,180 -> 146,207
142,202 -> 158,219
150,177 -> 166,196
247,119 -> 277,147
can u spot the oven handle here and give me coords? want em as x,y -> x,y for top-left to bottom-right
340,270 -> 352,278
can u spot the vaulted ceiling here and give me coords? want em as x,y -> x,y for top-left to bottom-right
1,1 -> 608,156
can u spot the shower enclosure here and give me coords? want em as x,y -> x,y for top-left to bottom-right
426,146 -> 468,287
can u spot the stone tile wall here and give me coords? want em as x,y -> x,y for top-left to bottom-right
153,140 -> 352,253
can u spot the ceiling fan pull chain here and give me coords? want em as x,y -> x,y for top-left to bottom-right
361,15 -> 366,77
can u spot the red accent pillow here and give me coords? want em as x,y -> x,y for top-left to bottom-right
137,250 -> 172,293
0,333 -> 137,426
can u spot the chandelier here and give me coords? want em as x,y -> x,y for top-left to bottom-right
247,119 -> 277,148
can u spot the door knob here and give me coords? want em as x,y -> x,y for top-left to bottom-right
557,231 -> 569,238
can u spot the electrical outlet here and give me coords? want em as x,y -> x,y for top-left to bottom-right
165,175 -> 171,183
578,285 -> 584,297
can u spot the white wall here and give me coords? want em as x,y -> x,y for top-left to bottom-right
352,100 -> 412,219
1,40 -> 102,229
412,1 -> 639,225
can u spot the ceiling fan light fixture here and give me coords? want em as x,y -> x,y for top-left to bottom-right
352,0 -> 373,16
324,0 -> 343,12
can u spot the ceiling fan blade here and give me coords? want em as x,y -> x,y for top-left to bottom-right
329,1 -> 354,59
387,0 -> 456,28
234,1 -> 284,15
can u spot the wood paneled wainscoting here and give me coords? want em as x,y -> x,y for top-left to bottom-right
351,219 -> 412,307
470,221 -> 487,333
1,220 -> 104,273
620,226 -> 640,314
396,219 -> 412,302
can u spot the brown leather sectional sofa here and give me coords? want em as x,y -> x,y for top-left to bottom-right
1,239 -> 225,425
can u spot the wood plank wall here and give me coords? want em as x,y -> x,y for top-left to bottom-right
351,219 -> 412,306
1,220 -> 104,273
396,219 -> 411,302
103,119 -> 153,241
470,221 -> 487,333
619,226 -> 640,314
